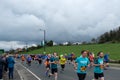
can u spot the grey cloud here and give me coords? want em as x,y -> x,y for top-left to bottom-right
0,0 -> 120,44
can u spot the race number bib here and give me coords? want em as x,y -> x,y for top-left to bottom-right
80,66 -> 87,72
100,61 -> 104,69
100,65 -> 104,69
54,61 -> 57,64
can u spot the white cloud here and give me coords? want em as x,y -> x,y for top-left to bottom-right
0,41 -> 25,50
0,41 -> 38,51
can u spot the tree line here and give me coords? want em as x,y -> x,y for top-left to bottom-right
92,26 -> 120,43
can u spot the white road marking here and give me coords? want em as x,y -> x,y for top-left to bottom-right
19,63 -> 41,80
17,69 -> 24,80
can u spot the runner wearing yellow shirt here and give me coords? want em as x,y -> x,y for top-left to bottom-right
60,55 -> 67,71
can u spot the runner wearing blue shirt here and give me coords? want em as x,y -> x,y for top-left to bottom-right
27,55 -> 32,66
104,53 -> 109,63
74,50 -> 90,80
93,52 -> 106,80
104,53 -> 109,70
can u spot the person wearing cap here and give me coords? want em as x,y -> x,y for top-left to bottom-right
59,54 -> 67,72
74,50 -> 90,80
7,55 -> 15,79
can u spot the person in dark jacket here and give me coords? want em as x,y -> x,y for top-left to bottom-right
2,54 -> 8,72
7,55 -> 15,79
0,55 -> 4,80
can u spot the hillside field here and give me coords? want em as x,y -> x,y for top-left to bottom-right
22,43 -> 120,60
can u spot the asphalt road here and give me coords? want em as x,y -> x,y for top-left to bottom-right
16,60 -> 120,80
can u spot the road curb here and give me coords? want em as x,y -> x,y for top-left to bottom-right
16,68 -> 24,80
109,63 -> 120,68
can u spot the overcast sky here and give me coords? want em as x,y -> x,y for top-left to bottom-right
0,0 -> 120,50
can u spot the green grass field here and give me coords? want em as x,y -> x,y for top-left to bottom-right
23,43 -> 120,60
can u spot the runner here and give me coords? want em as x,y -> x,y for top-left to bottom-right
104,53 -> 109,70
37,55 -> 42,66
26,55 -> 32,66
93,52 -> 108,80
67,54 -> 71,64
71,52 -> 76,64
21,55 -> 25,64
44,54 -> 51,76
74,50 -> 90,80
49,53 -> 59,80
59,55 -> 67,72
88,52 -> 95,68
88,52 -> 94,62
34,55 -> 38,64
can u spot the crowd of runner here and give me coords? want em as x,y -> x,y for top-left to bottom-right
0,50 -> 110,80
16,50 -> 109,80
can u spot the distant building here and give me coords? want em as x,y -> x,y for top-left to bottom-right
16,48 -> 23,52
72,42 -> 82,45
62,42 -> 69,45
53,42 -> 58,46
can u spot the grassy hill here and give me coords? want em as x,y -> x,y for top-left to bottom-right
22,43 -> 120,60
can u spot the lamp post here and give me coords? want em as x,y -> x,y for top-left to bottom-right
25,42 -> 28,52
39,29 -> 46,52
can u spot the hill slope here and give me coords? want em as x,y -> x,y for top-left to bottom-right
22,43 -> 120,60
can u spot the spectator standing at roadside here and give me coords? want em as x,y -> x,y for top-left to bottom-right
2,54 -> 8,73
7,55 -> 15,79
0,55 -> 4,80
